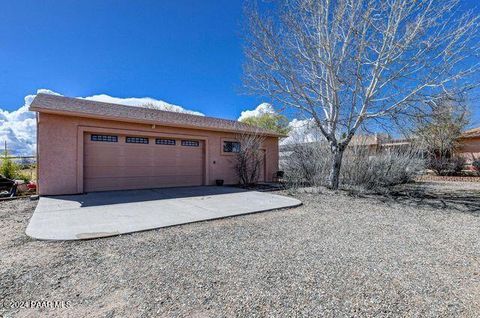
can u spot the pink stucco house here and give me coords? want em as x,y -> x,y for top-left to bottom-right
30,94 -> 282,195
457,127 -> 480,166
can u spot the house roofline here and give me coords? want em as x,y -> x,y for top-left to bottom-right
30,106 -> 285,138
29,93 -> 286,138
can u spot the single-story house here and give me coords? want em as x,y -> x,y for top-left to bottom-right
280,130 -> 480,169
30,94 -> 283,195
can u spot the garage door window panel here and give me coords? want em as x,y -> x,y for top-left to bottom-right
156,138 -> 176,145
91,134 -> 118,142
181,140 -> 200,147
126,136 -> 149,144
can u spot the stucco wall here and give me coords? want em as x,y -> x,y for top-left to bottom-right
457,137 -> 480,164
37,113 -> 279,195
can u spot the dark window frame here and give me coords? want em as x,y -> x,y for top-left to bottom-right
223,141 -> 241,153
156,138 -> 176,145
125,136 -> 149,144
91,134 -> 118,142
181,140 -> 200,147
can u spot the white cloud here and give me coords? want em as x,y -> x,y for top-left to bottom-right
0,92 -> 39,156
81,94 -> 204,116
280,118 -> 324,145
238,102 -> 275,121
238,103 -> 324,144
0,89 -> 205,155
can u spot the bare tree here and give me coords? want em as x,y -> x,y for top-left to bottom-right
233,131 -> 266,185
243,0 -> 480,189
414,95 -> 469,175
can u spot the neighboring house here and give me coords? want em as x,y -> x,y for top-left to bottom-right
30,94 -> 283,195
280,130 -> 480,165
278,134 -> 390,168
280,133 -> 406,155
457,127 -> 480,165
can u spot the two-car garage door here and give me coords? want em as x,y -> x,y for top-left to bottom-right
83,133 -> 204,192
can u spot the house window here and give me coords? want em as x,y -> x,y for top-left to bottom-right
91,134 -> 118,142
126,136 -> 149,144
223,141 -> 241,153
181,140 -> 200,147
156,138 -> 176,145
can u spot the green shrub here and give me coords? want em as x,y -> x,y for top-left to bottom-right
0,153 -> 19,180
15,172 -> 31,183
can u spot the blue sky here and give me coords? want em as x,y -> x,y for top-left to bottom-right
1,0 -> 479,119
0,0 -> 479,155
0,0 -> 259,118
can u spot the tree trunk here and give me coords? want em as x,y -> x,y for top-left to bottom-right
329,148 -> 344,190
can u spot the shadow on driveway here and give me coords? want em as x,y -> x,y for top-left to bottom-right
46,186 -> 249,207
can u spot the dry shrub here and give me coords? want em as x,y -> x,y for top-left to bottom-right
282,142 -> 425,190
427,156 -> 466,176
233,132 -> 266,185
341,145 -> 425,189
280,142 -> 331,188
472,159 -> 480,175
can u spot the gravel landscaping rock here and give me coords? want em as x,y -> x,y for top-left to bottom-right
1,186 -> 479,317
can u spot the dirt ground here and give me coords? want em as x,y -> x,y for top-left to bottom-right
1,181 -> 479,317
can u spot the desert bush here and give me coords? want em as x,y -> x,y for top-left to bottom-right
281,142 -> 331,187
472,159 -> 480,174
341,146 -> 425,189
282,142 -> 425,190
427,156 -> 466,176
233,132 -> 266,185
427,157 -> 452,176
450,157 -> 466,175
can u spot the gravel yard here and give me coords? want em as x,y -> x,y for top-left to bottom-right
1,182 -> 480,317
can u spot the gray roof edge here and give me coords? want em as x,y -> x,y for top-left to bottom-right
30,93 -> 285,137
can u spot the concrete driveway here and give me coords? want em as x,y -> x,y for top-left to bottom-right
26,186 -> 302,241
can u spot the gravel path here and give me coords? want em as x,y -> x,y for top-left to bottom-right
1,187 -> 480,317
